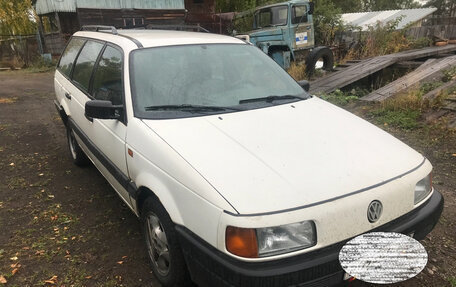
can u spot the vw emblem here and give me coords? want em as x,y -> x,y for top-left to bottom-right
367,200 -> 383,223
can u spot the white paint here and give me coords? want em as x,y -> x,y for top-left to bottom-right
339,232 -> 428,284
55,29 -> 436,264
296,32 -> 308,45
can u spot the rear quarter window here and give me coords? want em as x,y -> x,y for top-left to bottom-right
58,38 -> 86,77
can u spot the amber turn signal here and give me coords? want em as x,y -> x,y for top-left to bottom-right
225,226 -> 258,258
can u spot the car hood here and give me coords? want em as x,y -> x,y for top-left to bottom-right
142,97 -> 424,215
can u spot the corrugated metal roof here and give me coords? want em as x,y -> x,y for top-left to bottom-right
342,8 -> 437,31
35,0 -> 185,15
36,0 -> 76,14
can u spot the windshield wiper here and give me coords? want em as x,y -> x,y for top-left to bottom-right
239,94 -> 308,105
144,104 -> 242,112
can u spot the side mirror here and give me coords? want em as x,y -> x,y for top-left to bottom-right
308,2 -> 314,15
85,100 -> 123,120
298,80 -> 310,92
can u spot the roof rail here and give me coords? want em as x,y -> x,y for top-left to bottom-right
81,25 -> 118,35
145,24 -> 209,33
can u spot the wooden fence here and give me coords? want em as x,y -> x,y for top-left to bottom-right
406,25 -> 456,40
337,25 -> 456,46
0,35 -> 40,69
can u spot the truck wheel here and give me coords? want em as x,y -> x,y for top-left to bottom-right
306,46 -> 334,76
66,127 -> 89,166
141,197 -> 191,287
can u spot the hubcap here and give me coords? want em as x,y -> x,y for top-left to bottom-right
68,130 -> 77,159
145,213 -> 171,276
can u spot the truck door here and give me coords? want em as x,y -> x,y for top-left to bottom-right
291,5 -> 314,50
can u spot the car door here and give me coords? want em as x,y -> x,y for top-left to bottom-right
68,40 -> 132,208
291,5 -> 314,50
88,44 -> 132,208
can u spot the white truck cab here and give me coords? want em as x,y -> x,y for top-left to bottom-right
54,26 -> 443,287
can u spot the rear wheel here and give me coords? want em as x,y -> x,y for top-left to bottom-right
306,46 -> 334,76
141,196 -> 191,287
66,127 -> 89,166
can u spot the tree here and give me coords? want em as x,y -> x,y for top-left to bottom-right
425,0 -> 456,16
360,0 -> 422,11
314,0 -> 343,45
0,0 -> 36,36
0,0 -> 37,66
333,0 -> 363,13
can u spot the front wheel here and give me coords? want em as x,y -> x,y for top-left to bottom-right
141,197 -> 191,287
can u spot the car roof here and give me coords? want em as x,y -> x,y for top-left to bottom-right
75,29 -> 246,49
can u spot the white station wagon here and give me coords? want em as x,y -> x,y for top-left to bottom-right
54,26 -> 443,287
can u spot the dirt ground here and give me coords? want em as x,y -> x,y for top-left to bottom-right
0,71 -> 455,287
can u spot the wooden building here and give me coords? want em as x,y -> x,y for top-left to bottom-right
34,0 -> 187,55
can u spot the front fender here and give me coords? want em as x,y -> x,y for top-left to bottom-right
132,166 -> 225,248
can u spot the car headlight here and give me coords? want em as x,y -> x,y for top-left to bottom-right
414,173 -> 432,204
225,221 -> 316,258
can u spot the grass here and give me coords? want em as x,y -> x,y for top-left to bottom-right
370,108 -> 421,129
24,57 -> 56,73
443,66 -> 456,82
287,62 -> 307,81
449,277 -> 456,287
368,90 -> 427,129
320,88 -> 369,106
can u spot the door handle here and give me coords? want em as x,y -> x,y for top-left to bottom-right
65,92 -> 71,100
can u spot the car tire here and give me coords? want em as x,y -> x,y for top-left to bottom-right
66,127 -> 89,166
141,196 -> 192,287
305,46 -> 334,76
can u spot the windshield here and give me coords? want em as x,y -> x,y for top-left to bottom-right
130,44 -> 307,119
254,5 -> 288,29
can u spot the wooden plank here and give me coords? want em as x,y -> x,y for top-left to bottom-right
423,79 -> 456,100
361,55 -> 456,101
309,45 -> 456,95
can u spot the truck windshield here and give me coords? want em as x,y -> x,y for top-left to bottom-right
130,44 -> 307,119
254,5 -> 288,28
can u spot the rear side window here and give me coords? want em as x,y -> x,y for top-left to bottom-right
92,46 -> 123,105
58,38 -> 85,77
72,40 -> 104,92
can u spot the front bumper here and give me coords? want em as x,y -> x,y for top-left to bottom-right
176,190 -> 444,287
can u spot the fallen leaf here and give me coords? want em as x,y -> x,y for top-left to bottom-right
48,194 -> 54,199
0,275 -> 6,284
11,268 -> 18,275
39,173 -> 44,176
85,275 -> 92,279
9,162 -> 14,166
122,255 -> 128,259
117,261 -> 123,265
10,256 -> 18,261
44,275 -> 58,284
452,153 -> 456,157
